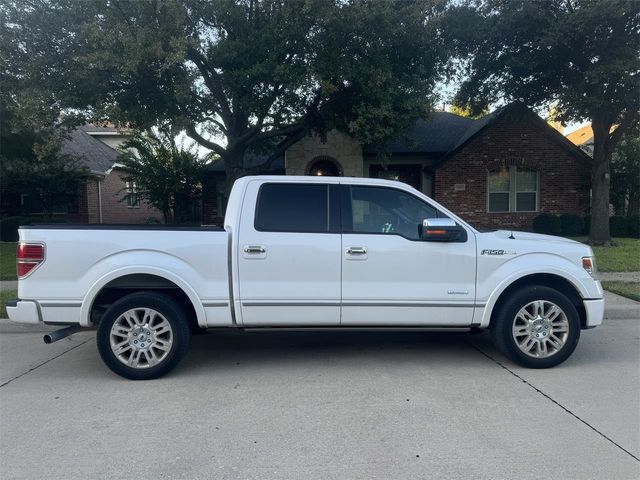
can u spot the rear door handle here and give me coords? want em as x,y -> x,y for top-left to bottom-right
346,247 -> 367,255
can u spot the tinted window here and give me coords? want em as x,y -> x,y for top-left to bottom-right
348,186 -> 441,240
255,183 -> 329,232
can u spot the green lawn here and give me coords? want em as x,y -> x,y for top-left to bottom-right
572,237 -> 640,272
0,289 -> 17,317
1,242 -> 17,280
602,281 -> 640,302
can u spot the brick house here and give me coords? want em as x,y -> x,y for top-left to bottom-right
62,125 -> 163,224
202,103 -> 591,230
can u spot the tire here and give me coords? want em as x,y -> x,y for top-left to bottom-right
97,291 -> 191,380
490,285 -> 580,368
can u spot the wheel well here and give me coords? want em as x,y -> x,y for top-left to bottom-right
90,274 -> 199,330
490,273 -> 587,329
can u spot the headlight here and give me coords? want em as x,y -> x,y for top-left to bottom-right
582,256 -> 597,277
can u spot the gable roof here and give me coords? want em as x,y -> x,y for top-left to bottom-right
60,128 -> 119,174
435,103 -> 592,165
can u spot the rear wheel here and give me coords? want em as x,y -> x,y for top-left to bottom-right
491,286 -> 580,368
97,292 -> 191,380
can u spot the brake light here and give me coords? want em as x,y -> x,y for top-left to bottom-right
17,243 -> 45,278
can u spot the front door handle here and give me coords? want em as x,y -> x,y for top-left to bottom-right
244,245 -> 266,254
346,247 -> 367,255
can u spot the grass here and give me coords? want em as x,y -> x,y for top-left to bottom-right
0,242 -> 17,280
571,237 -> 640,272
602,281 -> 640,302
0,289 -> 17,318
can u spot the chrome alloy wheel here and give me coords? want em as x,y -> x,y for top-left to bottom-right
109,308 -> 173,368
512,300 -> 569,358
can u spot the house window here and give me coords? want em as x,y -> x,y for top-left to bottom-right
126,181 -> 140,208
488,166 -> 538,213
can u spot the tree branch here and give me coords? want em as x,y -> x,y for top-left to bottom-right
185,124 -> 226,156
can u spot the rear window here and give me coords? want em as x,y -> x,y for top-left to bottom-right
255,183 -> 329,233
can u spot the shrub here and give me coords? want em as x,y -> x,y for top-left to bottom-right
627,215 -> 640,238
532,213 -> 561,235
582,215 -> 590,235
609,216 -> 629,237
0,216 -> 31,242
559,214 -> 584,236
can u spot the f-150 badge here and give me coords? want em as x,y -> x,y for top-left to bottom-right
481,249 -> 517,255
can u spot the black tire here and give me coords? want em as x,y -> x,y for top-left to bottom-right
490,285 -> 581,368
97,291 -> 191,380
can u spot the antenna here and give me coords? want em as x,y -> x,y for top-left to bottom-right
509,231 -> 515,239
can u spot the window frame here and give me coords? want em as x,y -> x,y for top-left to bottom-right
253,182 -> 341,234
487,166 -> 539,213
126,181 -> 140,209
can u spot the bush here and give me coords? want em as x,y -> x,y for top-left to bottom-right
559,214 -> 584,236
627,215 -> 640,238
0,217 -> 28,242
532,213 -> 561,235
609,216 -> 629,237
582,215 -> 591,235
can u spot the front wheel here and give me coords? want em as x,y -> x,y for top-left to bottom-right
491,286 -> 580,368
97,292 -> 191,380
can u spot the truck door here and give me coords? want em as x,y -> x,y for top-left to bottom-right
237,180 -> 342,325
340,184 -> 477,326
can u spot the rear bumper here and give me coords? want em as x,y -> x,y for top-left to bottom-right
583,298 -> 605,328
6,299 -> 41,324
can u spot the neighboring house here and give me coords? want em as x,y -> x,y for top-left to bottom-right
566,124 -> 595,156
203,103 -> 592,230
62,125 -> 162,224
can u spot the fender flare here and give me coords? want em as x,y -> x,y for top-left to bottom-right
479,266 -> 589,328
80,265 -> 207,328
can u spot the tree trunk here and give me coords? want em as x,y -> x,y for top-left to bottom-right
222,148 -> 249,206
589,118 -> 613,245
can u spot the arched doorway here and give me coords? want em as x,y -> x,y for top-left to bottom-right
306,156 -> 343,177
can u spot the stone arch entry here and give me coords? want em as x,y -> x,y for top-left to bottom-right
306,156 -> 343,177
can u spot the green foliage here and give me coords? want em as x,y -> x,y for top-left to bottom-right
445,0 -> 640,244
559,214 -> 584,236
609,216 -> 629,237
4,0 -> 449,191
119,129 -> 209,224
0,109 -> 85,217
628,215 -> 640,239
0,218 -> 24,242
611,132 -> 640,217
532,214 -> 561,235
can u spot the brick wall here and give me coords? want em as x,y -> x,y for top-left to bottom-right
434,113 -> 591,230
286,130 -> 364,177
81,169 -> 163,224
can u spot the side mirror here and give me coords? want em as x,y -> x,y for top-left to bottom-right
420,218 -> 467,242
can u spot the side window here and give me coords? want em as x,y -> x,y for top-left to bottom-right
348,186 -> 441,240
255,183 -> 330,233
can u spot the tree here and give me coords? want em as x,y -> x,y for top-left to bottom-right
610,131 -> 640,217
118,129 -> 210,224
445,0 -> 640,244
0,108 -> 85,217
3,0 -> 448,194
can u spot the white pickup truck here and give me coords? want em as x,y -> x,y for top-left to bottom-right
8,176 -> 604,379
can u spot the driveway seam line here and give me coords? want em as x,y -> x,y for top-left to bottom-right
468,341 -> 640,463
0,337 -> 94,389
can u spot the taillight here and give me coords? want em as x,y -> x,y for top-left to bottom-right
17,243 -> 45,278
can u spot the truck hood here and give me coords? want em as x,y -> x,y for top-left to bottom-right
475,229 -> 592,263
480,230 -> 581,246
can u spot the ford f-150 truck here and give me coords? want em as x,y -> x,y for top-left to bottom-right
7,176 -> 605,379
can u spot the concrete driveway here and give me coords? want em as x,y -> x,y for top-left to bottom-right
1,294 -> 638,479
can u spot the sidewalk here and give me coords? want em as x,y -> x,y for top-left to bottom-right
599,271 -> 640,282
1,280 -> 17,291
